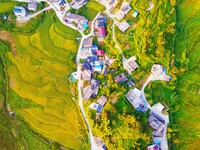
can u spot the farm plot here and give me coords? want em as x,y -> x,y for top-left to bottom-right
77,1 -> 106,20
6,13 -> 88,149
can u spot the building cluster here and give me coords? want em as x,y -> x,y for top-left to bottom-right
115,2 -> 131,20
80,38 -> 115,100
64,12 -> 89,31
147,103 -> 166,150
114,2 -> 139,32
70,0 -> 88,9
13,0 -> 38,17
94,15 -> 107,42
89,96 -> 108,113
125,88 -> 148,112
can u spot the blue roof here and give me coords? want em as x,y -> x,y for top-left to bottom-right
102,145 -> 107,150
83,23 -> 89,29
87,55 -> 98,62
97,104 -> 103,112
91,44 -> 98,49
163,68 -> 167,74
14,8 -> 22,13
83,62 -> 92,70
133,10 -> 139,17
98,22 -> 105,27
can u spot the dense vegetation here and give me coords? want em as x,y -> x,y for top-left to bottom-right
173,0 -> 200,149
113,0 -> 199,149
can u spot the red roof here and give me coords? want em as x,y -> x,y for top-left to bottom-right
97,50 -> 105,56
99,26 -> 106,37
147,144 -> 159,150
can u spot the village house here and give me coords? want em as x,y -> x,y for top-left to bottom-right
70,0 -> 88,9
84,38 -> 93,48
82,79 -> 100,100
27,0 -> 38,11
132,10 -> 139,17
125,88 -> 148,112
102,0 -> 117,8
91,44 -> 98,55
116,20 -> 130,32
89,102 -> 103,112
151,64 -> 164,75
115,2 -> 131,20
89,95 -> 107,113
65,12 -> 88,30
151,64 -> 171,81
91,79 -> 100,97
97,50 -> 105,56
123,56 -> 138,74
127,79 -> 135,87
152,103 -> 165,113
13,6 -> 27,17
101,63 -> 108,75
114,73 -> 128,83
97,96 -> 108,106
82,85 -> 95,100
95,15 -> 107,42
56,0 -> 66,6
82,69 -> 92,81
148,115 -> 165,132
147,144 -> 159,150
94,136 -> 107,150
80,38 -> 93,57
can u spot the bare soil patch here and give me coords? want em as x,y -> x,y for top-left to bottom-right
0,30 -> 17,56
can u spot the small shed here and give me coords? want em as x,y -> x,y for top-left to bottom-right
94,65 -> 102,72
132,10 -> 139,17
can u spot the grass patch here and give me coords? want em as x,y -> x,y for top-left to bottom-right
77,1 -> 105,20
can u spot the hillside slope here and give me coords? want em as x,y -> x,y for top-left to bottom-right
174,0 -> 200,149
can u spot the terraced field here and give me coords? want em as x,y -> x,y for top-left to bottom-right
2,13 -> 88,149
174,0 -> 200,149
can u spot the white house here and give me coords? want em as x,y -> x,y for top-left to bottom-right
123,56 -> 138,74
13,6 -> 27,17
116,20 -> 130,32
27,0 -> 38,11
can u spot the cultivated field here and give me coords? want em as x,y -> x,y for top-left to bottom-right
5,13 -> 88,149
77,1 -> 105,20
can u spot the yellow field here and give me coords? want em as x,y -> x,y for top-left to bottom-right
6,13 -> 88,149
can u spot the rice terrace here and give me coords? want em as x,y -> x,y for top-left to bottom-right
0,0 -> 199,150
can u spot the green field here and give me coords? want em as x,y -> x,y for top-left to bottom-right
174,0 -> 200,149
0,1 -> 17,13
77,1 -> 106,20
0,12 -> 89,149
